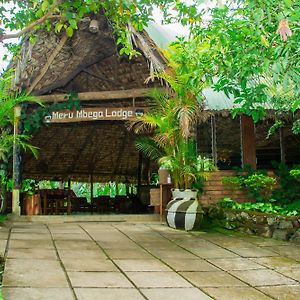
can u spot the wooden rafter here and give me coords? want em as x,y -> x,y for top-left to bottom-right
27,34 -> 69,94
35,52 -> 115,95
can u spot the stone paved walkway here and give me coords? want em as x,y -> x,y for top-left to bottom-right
0,221 -> 300,300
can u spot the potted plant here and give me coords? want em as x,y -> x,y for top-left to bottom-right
131,84 -> 214,230
22,179 -> 41,215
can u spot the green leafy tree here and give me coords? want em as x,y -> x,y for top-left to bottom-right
130,62 -> 211,190
169,0 -> 300,131
0,0 -> 201,58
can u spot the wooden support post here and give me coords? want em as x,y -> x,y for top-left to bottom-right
67,178 -> 71,215
160,184 -> 163,222
279,127 -> 286,164
125,182 -> 130,195
90,174 -> 94,213
240,115 -> 257,169
211,116 -> 217,165
116,181 -> 119,196
137,152 -> 143,194
12,105 -> 22,216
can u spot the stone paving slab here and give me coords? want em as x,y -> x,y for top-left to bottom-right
52,233 -> 91,240
258,285 -> 300,300
162,258 -> 218,272
230,269 -> 297,286
9,239 -> 54,249
68,271 -> 134,288
207,257 -> 266,271
74,288 -> 144,300
2,221 -> 300,300
276,268 -> 300,281
0,232 -> 10,239
105,248 -> 154,259
188,247 -> 240,259
62,258 -> 118,272
263,245 -> 300,258
3,259 -> 69,287
55,240 -> 99,250
57,249 -> 107,259
141,287 -> 212,300
180,271 -> 247,287
250,256 -> 300,269
0,239 -> 7,256
125,271 -> 192,288
114,259 -> 172,272
202,287 -> 272,300
7,248 -> 57,260
228,247 -> 279,258
2,287 -> 75,300
9,232 -> 51,240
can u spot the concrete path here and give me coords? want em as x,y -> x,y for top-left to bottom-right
0,221 -> 300,300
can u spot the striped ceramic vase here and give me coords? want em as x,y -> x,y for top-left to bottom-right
166,189 -> 203,231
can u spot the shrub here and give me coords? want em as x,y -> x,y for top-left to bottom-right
218,198 -> 300,216
242,173 -> 276,201
273,163 -> 300,205
222,172 -> 277,202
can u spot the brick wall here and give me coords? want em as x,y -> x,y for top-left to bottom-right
199,171 -> 252,205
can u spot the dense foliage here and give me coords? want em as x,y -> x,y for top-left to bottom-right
168,0 -> 300,131
219,197 -> 300,217
221,163 -> 300,217
1,1 -> 299,127
0,0 -> 200,58
272,163 -> 300,205
223,172 -> 277,202
0,75 -> 39,161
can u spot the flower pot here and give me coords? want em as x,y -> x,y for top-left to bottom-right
158,168 -> 170,184
150,188 -> 160,206
166,189 -> 203,231
171,188 -> 198,200
24,194 -> 41,215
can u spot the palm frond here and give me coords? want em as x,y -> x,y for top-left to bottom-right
0,75 -> 41,160
135,137 -> 164,161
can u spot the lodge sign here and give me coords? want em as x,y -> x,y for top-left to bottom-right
44,107 -> 146,123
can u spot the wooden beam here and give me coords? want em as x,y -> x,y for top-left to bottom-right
90,174 -> 94,214
12,105 -> 22,216
240,115 -> 257,169
38,88 -> 157,103
137,152 -> 143,193
279,127 -> 286,164
211,116 -> 217,166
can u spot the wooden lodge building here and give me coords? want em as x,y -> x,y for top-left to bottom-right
9,15 -> 300,215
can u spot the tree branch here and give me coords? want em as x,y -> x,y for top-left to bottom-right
0,1 -> 62,42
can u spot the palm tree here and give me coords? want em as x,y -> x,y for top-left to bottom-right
130,84 -> 210,189
0,74 -> 40,212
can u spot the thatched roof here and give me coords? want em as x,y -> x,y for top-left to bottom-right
13,15 -> 166,94
15,14 -> 166,182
